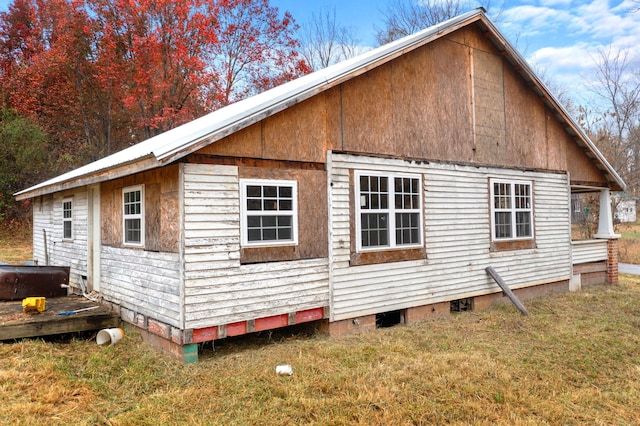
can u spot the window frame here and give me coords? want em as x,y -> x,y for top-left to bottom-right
489,178 -> 534,242
239,179 -> 299,248
122,185 -> 144,247
354,170 -> 423,253
62,198 -> 73,240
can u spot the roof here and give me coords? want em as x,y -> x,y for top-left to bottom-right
15,8 -> 625,200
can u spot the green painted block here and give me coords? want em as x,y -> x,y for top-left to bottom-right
182,344 -> 199,364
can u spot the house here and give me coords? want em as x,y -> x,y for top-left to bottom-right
613,193 -> 637,224
15,9 -> 625,362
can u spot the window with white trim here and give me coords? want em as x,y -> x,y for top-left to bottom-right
62,199 -> 72,240
240,179 -> 298,247
490,179 -> 533,241
123,185 -> 144,246
355,171 -> 422,251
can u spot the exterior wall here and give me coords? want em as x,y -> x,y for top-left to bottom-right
101,165 -> 180,253
32,190 -> 88,290
182,163 -> 329,330
328,152 -> 572,321
99,246 -> 182,327
614,199 -> 636,223
199,25 -> 608,189
571,239 -> 608,264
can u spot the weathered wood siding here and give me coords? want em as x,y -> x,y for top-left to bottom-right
329,153 -> 571,321
182,163 -> 329,329
99,246 -> 182,327
571,240 -> 608,265
198,25 -> 609,189
32,190 -> 88,290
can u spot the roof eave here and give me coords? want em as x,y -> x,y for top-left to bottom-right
474,17 -> 626,192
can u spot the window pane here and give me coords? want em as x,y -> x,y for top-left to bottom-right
247,216 -> 261,227
125,218 -> 141,243
516,212 -> 532,237
494,212 -> 512,239
278,227 -> 292,240
279,186 -> 292,198
247,199 -> 261,211
248,229 -> 261,241
360,175 -> 369,191
361,213 -> 388,247
263,216 -> 277,227
263,228 -> 276,241
396,212 -> 420,245
263,199 -> 278,211
280,200 -> 292,211
263,186 -> 277,197
63,202 -> 72,218
494,183 -> 511,209
247,185 -> 261,197
63,222 -> 72,239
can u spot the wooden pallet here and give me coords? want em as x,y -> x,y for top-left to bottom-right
0,296 -> 120,341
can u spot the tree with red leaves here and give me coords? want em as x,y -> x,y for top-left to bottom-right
0,0 -> 309,170
203,0 -> 311,110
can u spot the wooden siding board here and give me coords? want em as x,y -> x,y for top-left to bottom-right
99,246 -> 181,326
182,164 -> 329,329
329,153 -> 571,321
572,240 -> 608,264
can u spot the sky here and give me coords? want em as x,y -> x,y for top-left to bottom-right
0,0 -> 638,105
271,0 -> 640,104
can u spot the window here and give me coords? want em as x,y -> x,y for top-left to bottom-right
490,179 -> 533,241
123,186 -> 144,246
355,172 -> 422,252
240,179 -> 298,247
62,199 -> 72,240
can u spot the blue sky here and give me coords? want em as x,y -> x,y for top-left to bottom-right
271,0 -> 640,103
1,0 -> 638,104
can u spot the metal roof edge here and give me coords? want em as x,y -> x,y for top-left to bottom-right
475,15 -> 626,191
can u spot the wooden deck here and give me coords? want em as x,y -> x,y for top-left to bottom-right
0,296 -> 120,341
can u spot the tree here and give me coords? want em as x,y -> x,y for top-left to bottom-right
203,0 -> 310,110
0,108 -> 49,220
579,46 -> 640,196
375,0 -> 503,45
0,0 -> 310,170
0,0 -> 96,169
299,7 -> 361,71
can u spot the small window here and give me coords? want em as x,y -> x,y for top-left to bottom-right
62,199 -> 73,240
490,179 -> 533,241
355,171 -> 422,252
123,186 -> 144,246
240,179 -> 298,247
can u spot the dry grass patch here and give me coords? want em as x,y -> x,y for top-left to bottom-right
2,278 -> 640,425
618,221 -> 640,264
0,220 -> 32,264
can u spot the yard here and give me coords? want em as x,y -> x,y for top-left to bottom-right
1,224 -> 640,424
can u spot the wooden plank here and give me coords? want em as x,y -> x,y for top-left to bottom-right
0,297 -> 119,340
485,266 -> 529,316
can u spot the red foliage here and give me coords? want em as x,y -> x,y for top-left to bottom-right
0,0 -> 311,166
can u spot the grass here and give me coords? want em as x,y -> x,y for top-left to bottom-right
618,221 -> 640,264
1,278 -> 640,425
0,220 -> 32,264
2,220 -> 640,424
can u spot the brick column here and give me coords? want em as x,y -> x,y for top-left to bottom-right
606,238 -> 619,285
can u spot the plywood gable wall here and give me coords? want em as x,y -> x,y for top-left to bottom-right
197,24 -> 608,186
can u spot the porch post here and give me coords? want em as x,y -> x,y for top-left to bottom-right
593,188 -> 620,284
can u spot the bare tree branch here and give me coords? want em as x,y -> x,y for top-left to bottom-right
299,7 -> 361,71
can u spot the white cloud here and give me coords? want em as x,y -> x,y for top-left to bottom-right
500,0 -> 640,102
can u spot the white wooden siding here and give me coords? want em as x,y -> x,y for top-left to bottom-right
100,246 -> 182,327
329,153 -> 572,321
32,191 -> 88,289
182,164 -> 329,329
571,239 -> 608,264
